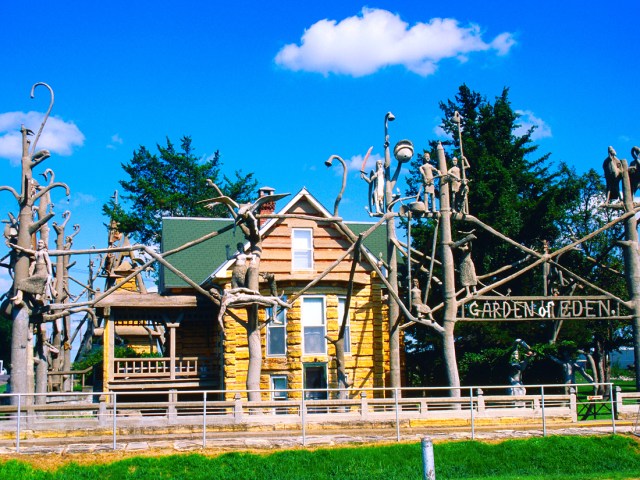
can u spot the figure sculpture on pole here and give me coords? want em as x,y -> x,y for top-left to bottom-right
360,159 -> 385,215
419,153 -> 439,213
603,146 -> 623,204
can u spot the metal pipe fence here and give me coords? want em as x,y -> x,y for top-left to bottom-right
0,382 -> 616,452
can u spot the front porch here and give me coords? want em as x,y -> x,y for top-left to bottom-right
95,292 -> 223,392
110,356 -> 217,390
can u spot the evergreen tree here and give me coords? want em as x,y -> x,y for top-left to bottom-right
103,136 -> 258,245
405,85 -> 587,386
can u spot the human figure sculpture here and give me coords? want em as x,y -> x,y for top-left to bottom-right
603,146 -> 623,204
630,146 -> 640,197
547,347 -> 594,394
452,234 -> 478,295
226,242 -> 254,289
360,159 -> 385,214
448,157 -> 469,212
508,339 -> 535,396
410,278 -> 433,320
11,239 -> 56,305
419,153 -> 439,212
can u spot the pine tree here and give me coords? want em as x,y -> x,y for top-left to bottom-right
103,136 -> 258,245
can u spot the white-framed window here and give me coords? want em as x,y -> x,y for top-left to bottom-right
266,300 -> 287,356
302,296 -> 326,354
337,297 -> 352,354
292,228 -> 313,270
270,375 -> 288,401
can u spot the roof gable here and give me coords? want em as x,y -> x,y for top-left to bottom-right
159,189 -> 389,291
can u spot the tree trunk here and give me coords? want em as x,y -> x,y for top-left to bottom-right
34,325 -> 48,404
10,186 -> 35,403
386,217 -> 402,391
245,305 -> 261,401
245,243 -> 262,402
620,161 -> 640,390
436,142 -> 461,394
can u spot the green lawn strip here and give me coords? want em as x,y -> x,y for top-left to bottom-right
1,435 -> 639,479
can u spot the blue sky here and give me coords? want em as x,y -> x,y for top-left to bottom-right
1,0 -> 639,293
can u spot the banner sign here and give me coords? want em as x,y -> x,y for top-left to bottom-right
458,296 -> 629,321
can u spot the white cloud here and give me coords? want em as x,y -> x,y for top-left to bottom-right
107,133 -> 124,150
0,111 -> 85,165
433,124 -> 448,138
515,110 -> 552,140
72,192 -> 97,208
275,8 -> 515,77
348,152 -> 384,173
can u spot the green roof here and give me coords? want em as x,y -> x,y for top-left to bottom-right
160,217 -> 390,292
347,222 -> 388,260
161,217 -> 239,291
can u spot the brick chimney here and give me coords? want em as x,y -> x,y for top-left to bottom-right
258,186 -> 276,227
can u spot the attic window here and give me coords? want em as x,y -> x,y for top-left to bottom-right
292,228 -> 313,270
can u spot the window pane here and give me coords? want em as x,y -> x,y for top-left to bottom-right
272,376 -> 288,400
268,327 -> 286,356
344,326 -> 351,354
338,298 -> 351,354
304,326 -> 326,354
292,229 -> 312,249
302,298 -> 324,326
293,251 -> 312,269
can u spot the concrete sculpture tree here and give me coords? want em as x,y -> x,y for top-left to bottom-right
201,186 -> 291,401
0,83 -> 70,401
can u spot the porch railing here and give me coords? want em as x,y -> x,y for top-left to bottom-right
113,357 -> 212,379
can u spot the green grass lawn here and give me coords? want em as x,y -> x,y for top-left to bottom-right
1,435 -> 640,479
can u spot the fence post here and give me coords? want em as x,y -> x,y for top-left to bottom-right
395,388 -> 400,442
541,386 -> 546,437
569,387 -> 577,422
476,389 -> 485,413
16,394 -> 21,453
421,437 -> 435,480
301,387 -> 307,447
615,386 -> 622,417
233,393 -> 243,423
610,384 -> 616,435
469,388 -> 475,440
360,392 -> 368,420
112,392 -> 117,450
202,391 -> 207,449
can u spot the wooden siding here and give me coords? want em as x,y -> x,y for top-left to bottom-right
256,198 -> 374,284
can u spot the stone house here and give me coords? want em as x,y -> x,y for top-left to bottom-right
95,188 -> 395,400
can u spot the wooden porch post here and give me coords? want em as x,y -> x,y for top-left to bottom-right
103,307 -> 113,391
167,323 -> 178,380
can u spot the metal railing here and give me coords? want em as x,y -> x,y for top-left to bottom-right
0,382 -> 615,453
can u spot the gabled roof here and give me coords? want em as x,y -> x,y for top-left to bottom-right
160,189 -> 389,291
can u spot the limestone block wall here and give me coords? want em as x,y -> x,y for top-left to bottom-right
222,276 -> 390,400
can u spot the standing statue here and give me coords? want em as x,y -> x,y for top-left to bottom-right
10,239 -> 56,305
508,339 -> 535,396
547,347 -> 594,394
360,159 -> 385,214
226,242 -> 254,289
448,157 -> 470,212
452,234 -> 478,295
629,146 -> 640,197
410,278 -> 434,320
603,146 -> 623,204
419,153 -> 439,212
